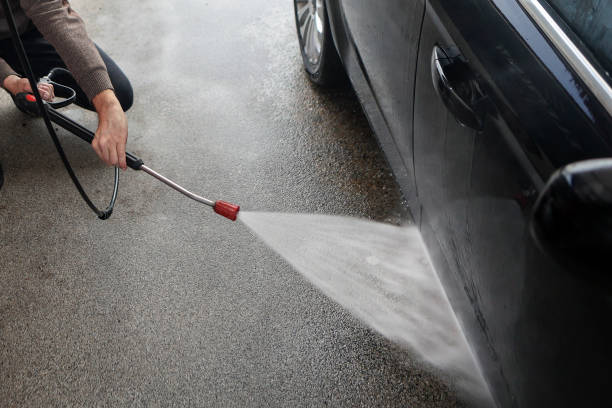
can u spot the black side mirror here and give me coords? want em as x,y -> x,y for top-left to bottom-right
531,159 -> 612,283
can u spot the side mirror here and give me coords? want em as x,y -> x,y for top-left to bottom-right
531,159 -> 612,283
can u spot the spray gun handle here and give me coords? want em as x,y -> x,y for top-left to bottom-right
12,92 -> 41,116
11,75 -> 77,115
126,152 -> 144,170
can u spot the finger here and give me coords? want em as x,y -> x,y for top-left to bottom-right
102,143 -> 112,166
48,83 -> 55,99
38,84 -> 54,101
117,141 -> 127,170
94,136 -> 108,164
108,144 -> 119,168
22,79 -> 33,93
92,138 -> 102,161
105,143 -> 115,167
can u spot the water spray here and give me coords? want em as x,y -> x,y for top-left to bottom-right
2,0 -> 240,221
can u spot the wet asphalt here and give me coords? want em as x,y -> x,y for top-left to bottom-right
0,0 -> 464,406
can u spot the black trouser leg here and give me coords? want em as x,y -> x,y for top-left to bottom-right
0,27 -> 133,111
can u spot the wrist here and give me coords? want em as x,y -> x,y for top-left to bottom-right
92,89 -> 121,114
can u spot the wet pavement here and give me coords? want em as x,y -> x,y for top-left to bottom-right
1,0 -> 463,406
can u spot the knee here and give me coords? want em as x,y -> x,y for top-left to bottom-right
114,79 -> 134,112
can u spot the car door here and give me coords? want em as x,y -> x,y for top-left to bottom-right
331,0 -> 425,207
413,0 -> 612,407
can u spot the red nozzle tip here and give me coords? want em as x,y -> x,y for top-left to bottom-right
26,94 -> 36,102
214,200 -> 240,221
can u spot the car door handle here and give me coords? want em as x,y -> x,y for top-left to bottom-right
431,46 -> 483,130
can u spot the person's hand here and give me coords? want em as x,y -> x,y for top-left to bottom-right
92,89 -> 128,170
2,74 -> 55,101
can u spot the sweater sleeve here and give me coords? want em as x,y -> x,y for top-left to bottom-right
20,0 -> 113,101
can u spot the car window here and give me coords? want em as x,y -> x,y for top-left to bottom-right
545,0 -> 611,77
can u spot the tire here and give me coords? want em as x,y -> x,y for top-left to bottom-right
294,0 -> 345,86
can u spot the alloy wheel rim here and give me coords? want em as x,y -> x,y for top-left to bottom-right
296,0 -> 325,66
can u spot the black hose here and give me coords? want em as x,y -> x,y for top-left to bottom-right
1,0 -> 118,219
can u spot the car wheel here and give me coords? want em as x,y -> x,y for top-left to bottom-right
294,0 -> 344,86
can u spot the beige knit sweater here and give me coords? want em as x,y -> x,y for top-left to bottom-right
0,0 -> 113,101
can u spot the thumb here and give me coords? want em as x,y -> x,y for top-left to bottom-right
22,78 -> 33,93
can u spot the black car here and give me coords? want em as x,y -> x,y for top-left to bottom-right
293,1 -> 612,407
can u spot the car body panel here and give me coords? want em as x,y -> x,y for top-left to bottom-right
325,0 -> 423,214
339,0 -> 424,176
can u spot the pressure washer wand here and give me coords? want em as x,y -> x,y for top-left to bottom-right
140,165 -> 215,207
139,164 -> 240,221
46,107 -> 240,221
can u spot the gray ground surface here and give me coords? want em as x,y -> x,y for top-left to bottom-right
0,1 -> 464,406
